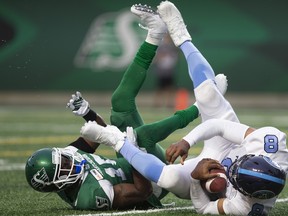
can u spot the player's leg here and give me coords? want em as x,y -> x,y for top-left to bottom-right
158,1 -> 239,159
110,42 -> 156,131
179,43 -> 239,121
135,105 -> 199,162
81,117 -> 198,199
119,137 -> 199,199
158,1 -> 238,121
157,1 -> 215,88
110,5 -> 171,179
133,73 -> 228,160
111,4 -> 167,131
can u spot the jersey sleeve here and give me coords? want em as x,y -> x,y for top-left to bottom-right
222,193 -> 252,215
242,127 -> 288,171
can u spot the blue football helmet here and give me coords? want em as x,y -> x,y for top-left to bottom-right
228,154 -> 286,199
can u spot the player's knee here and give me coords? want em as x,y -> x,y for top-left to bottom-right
111,92 -> 121,109
158,165 -> 191,199
196,81 -> 217,102
195,80 -> 224,110
158,166 -> 182,189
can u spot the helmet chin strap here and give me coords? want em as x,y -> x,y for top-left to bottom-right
75,160 -> 87,174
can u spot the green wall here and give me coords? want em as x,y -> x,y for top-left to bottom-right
1,0 -> 288,92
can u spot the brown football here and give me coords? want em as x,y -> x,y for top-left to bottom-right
200,168 -> 227,193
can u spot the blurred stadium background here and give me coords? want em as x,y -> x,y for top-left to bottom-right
1,0 -> 288,95
1,1 -> 288,215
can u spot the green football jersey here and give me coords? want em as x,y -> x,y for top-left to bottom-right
57,147 -> 134,210
57,146 -> 162,210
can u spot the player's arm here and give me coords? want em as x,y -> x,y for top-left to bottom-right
67,91 -> 107,126
191,167 -> 251,216
112,169 -> 153,209
69,137 -> 100,153
166,119 -> 253,164
190,158 -> 226,214
66,92 -> 105,152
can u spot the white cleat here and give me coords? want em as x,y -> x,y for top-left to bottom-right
80,121 -> 126,152
131,4 -> 167,44
215,74 -> 228,95
157,1 -> 191,47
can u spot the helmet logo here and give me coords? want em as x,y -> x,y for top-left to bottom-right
31,167 -> 50,190
262,155 -> 281,169
252,190 -> 275,199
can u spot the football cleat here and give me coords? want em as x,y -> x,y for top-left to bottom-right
215,74 -> 228,95
131,3 -> 167,44
80,121 -> 126,152
157,1 -> 191,47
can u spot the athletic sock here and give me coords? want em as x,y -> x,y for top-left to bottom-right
111,41 -> 157,112
179,41 -> 215,88
119,139 -> 165,182
134,42 -> 158,70
174,105 -> 199,128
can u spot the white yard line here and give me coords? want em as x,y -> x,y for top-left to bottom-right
67,206 -> 195,216
67,198 -> 288,216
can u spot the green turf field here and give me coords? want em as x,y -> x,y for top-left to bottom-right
0,105 -> 287,216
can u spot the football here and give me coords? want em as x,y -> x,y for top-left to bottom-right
200,168 -> 227,193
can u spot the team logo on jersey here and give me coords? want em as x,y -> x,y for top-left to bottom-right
95,196 -> 109,209
31,167 -> 49,190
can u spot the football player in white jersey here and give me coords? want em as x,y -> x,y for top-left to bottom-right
158,2 -> 288,214
81,1 -> 288,215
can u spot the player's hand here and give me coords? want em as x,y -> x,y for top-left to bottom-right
166,139 -> 190,165
191,158 -> 224,180
67,91 -> 90,116
126,127 -> 137,147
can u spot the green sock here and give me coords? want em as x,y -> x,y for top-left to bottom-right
174,105 -> 199,128
134,42 -> 158,70
111,42 -> 158,115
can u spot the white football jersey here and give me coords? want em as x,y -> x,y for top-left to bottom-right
223,127 -> 288,170
221,127 -> 288,215
193,80 -> 288,215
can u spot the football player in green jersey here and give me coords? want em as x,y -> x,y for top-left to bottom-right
25,4 -> 200,211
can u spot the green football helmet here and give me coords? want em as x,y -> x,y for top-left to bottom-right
25,147 -> 86,192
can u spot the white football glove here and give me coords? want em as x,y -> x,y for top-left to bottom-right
125,126 -> 147,152
67,91 -> 90,116
80,121 -> 126,152
125,126 -> 137,146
